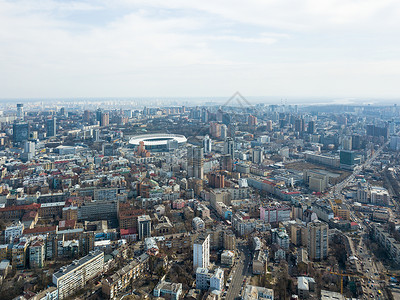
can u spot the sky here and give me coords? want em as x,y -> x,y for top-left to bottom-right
0,0 -> 400,101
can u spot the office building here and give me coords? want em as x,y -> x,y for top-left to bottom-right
53,250 -> 104,300
339,150 -> 356,169
187,145 -> 204,179
46,118 -> 56,137
307,221 -> 329,261
138,215 -> 151,240
17,103 -> 24,120
193,233 -> 210,270
13,122 -> 29,143
303,170 -> 329,193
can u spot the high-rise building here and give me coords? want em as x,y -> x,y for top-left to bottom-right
248,115 -> 257,126
101,112 -> 109,127
138,215 -> 152,240
224,138 -> 235,159
17,104 -> 24,120
220,124 -> 228,139
220,154 -> 232,172
266,120 -> 273,131
295,118 -> 305,133
187,145 -> 204,179
252,147 -> 264,164
22,141 -> 35,162
96,109 -> 102,124
46,118 -> 56,137
193,233 -> 210,270
208,173 -> 225,188
307,220 -> 328,261
13,122 -> 29,144
342,136 -> 352,150
340,150 -> 356,169
307,121 -> 315,134
203,135 -> 212,153
83,110 -> 91,122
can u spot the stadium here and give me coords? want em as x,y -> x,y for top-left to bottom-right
128,133 -> 187,151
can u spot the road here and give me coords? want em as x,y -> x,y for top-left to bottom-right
225,244 -> 251,300
327,141 -> 389,299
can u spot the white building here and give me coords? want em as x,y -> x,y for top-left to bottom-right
29,239 -> 45,268
5,222 -> 24,243
192,217 -> 205,231
53,250 -> 104,299
193,233 -> 210,270
243,285 -> 274,300
210,268 -> 224,291
153,279 -> 182,300
195,267 -> 224,291
203,135 -> 212,153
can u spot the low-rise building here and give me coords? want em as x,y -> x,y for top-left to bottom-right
102,253 -> 149,299
153,279 -> 182,300
5,222 -> 24,243
221,250 -> 235,266
243,285 -> 274,300
195,267 -> 224,292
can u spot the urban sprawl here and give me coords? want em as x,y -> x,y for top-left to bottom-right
0,102 -> 399,300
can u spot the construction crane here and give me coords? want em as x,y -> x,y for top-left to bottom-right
329,271 -> 368,295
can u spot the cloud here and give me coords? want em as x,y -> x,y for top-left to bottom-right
0,0 -> 399,98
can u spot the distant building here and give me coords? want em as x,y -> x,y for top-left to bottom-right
46,118 -> 56,137
187,145 -> 204,179
17,103 -> 24,120
13,122 -> 29,144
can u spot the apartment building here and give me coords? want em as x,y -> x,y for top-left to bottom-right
102,253 -> 149,299
52,250 -> 104,299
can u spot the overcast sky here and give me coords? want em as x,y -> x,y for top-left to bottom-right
1,0 -> 400,100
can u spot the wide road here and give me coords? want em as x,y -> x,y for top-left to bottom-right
226,244 -> 251,300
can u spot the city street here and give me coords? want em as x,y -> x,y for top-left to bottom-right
225,244 -> 251,300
